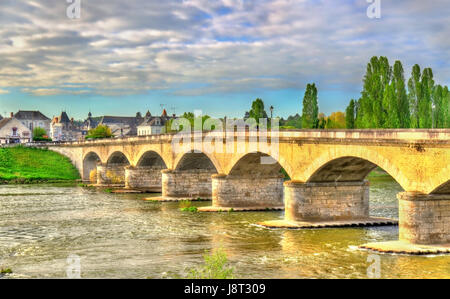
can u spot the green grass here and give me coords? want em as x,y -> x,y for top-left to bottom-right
0,268 -> 12,274
0,146 -> 80,183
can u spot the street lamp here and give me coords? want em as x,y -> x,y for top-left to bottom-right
270,106 -> 274,120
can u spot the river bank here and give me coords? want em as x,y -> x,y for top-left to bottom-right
0,146 -> 80,184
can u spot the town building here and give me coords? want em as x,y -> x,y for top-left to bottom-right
137,109 -> 176,136
50,111 -> 83,142
83,112 -> 100,131
97,112 -> 144,137
0,117 -> 32,144
13,110 -> 51,136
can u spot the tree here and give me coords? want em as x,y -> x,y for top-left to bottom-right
326,112 -> 346,129
392,61 -> 410,128
345,99 -> 356,129
419,68 -> 434,128
301,83 -> 319,129
408,64 -> 422,128
382,82 -> 399,128
248,98 -> 269,125
433,85 -> 450,128
357,56 -> 392,128
444,86 -> 450,128
280,114 -> 302,129
86,125 -> 113,139
33,127 -> 51,142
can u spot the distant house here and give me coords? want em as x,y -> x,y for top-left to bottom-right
13,110 -> 51,136
50,111 -> 83,142
83,112 -> 101,131
97,112 -> 144,137
0,117 -> 32,144
137,109 -> 176,136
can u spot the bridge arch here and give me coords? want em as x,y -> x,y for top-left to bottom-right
228,152 -> 288,178
428,164 -> 450,195
82,152 -> 101,182
431,180 -> 450,194
174,150 -> 220,173
225,149 -> 292,178
303,148 -> 410,191
107,151 -> 130,166
212,151 -> 286,209
137,151 -> 167,168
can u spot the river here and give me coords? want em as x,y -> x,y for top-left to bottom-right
0,178 -> 448,279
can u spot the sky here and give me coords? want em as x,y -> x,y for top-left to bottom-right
0,0 -> 449,120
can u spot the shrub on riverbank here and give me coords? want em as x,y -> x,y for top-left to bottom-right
0,146 -> 80,183
187,249 -> 234,279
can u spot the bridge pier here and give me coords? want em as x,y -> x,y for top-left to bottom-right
198,174 -> 284,212
159,169 -> 215,201
124,166 -> 164,192
260,180 -> 397,228
96,163 -> 127,186
359,192 -> 450,254
397,192 -> 450,245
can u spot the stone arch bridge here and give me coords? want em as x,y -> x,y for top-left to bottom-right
47,129 -> 450,250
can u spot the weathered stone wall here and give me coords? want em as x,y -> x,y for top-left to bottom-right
398,192 -> 450,244
125,166 -> 164,190
162,169 -> 215,199
97,164 -> 127,186
284,181 -> 370,221
212,175 -> 284,208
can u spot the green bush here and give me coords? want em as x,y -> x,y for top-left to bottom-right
187,249 -> 234,279
86,125 -> 113,140
33,127 -> 52,142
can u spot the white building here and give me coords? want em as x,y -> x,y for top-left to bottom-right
0,118 -> 32,144
137,109 -> 175,136
50,112 -> 83,142
13,111 -> 51,136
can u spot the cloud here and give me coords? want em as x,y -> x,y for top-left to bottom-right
0,0 -> 448,97
0,88 -> 10,94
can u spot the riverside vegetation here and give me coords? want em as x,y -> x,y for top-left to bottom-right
0,146 -> 80,184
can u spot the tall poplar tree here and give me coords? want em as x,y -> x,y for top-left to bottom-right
301,83 -> 319,129
444,86 -> 450,128
345,99 -> 356,129
392,61 -> 410,128
408,64 -> 422,128
357,56 -> 392,128
382,82 -> 399,128
433,85 -> 450,128
419,68 -> 434,128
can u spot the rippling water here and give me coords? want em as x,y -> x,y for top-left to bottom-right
0,178 -> 449,279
